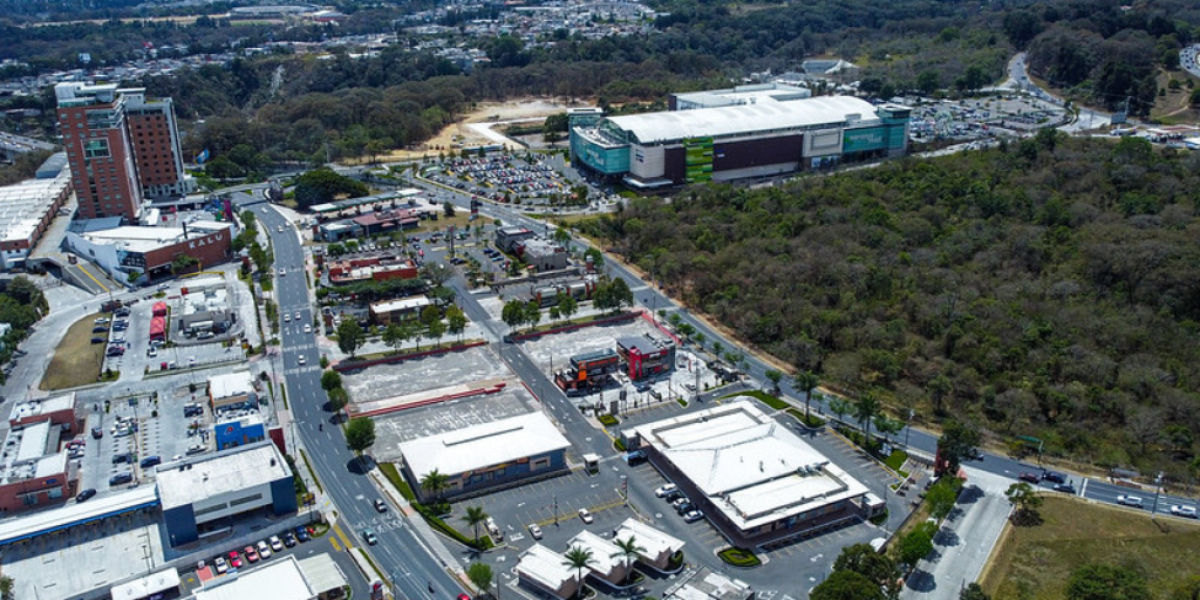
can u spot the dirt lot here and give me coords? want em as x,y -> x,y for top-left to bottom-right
355,98 -> 578,163
42,312 -> 107,390
981,496 -> 1200,600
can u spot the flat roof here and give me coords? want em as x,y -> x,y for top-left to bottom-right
370,296 -> 430,313
156,442 -> 290,510
517,544 -> 576,590
616,335 -> 671,355
14,392 -> 77,418
398,412 -> 570,479
0,172 -> 70,244
194,555 -> 313,600
605,95 -> 883,145
612,519 -> 684,559
111,569 -> 180,600
567,531 -> 629,577
297,554 -> 347,594
208,371 -> 255,400
629,400 -> 869,530
0,485 -> 159,546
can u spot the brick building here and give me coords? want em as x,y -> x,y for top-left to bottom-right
65,222 -> 233,284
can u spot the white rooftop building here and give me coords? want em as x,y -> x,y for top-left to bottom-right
611,519 -> 685,571
399,412 -> 571,501
566,530 -> 635,585
207,371 -> 256,408
623,400 -> 871,544
516,543 -> 580,600
194,555 -> 315,600
0,169 -> 72,270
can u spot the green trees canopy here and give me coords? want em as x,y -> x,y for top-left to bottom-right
294,168 -> 368,209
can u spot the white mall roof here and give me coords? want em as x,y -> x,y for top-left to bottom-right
606,96 -> 881,145
628,400 -> 870,530
194,555 -> 313,600
399,412 -> 570,479
110,569 -> 180,600
208,371 -> 255,400
612,519 -> 684,560
517,544 -> 577,590
156,442 -> 290,510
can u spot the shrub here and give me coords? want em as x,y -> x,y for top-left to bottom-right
718,547 -> 762,567
598,413 -> 620,426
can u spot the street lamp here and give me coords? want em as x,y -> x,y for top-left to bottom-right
904,409 -> 915,448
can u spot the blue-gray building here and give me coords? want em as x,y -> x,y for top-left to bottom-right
157,441 -> 297,546
399,412 -> 570,502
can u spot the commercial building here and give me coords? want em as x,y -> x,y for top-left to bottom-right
516,543 -> 581,600
56,83 -> 193,221
566,531 -> 635,586
554,348 -> 621,395
399,412 -> 570,502
496,226 -> 536,253
192,554 -> 347,600
214,413 -> 267,451
157,441 -> 297,546
111,569 -> 181,600
516,238 -> 568,272
350,208 -> 420,236
611,519 -> 684,571
9,393 -> 79,434
0,164 -> 72,271
570,92 -> 910,188
207,371 -> 257,410
622,400 -> 871,546
616,335 -> 675,381
531,279 -> 595,307
327,255 -> 419,285
64,221 -> 233,283
177,276 -> 234,336
665,568 -> 753,600
0,420 -> 73,511
369,296 -> 431,325
670,83 -> 811,111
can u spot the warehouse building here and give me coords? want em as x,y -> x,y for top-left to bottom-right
64,221 -> 233,284
0,165 -> 72,271
0,420 -> 74,511
399,412 -> 570,502
622,400 -> 870,546
570,93 -> 910,188
158,441 -> 296,546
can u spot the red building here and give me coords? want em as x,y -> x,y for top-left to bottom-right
555,349 -> 622,395
616,336 -> 676,381
327,255 -> 419,285
123,90 -> 191,200
55,83 -> 143,220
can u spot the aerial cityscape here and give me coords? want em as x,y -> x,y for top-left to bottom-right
0,1 -> 1197,600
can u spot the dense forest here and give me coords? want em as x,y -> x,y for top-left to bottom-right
582,135 -> 1200,478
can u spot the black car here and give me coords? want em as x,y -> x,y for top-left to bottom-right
109,472 -> 133,486
139,456 -> 162,469
1053,482 -> 1076,494
91,337 -> 106,344
664,489 -> 685,503
75,488 -> 97,503
675,501 -> 695,515
1042,471 -> 1067,484
282,532 -> 297,547
112,452 -> 134,464
92,326 -> 108,333
295,526 -> 311,542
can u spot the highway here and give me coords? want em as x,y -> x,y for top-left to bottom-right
241,191 -> 466,600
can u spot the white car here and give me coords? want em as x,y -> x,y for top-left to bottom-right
269,535 -> 284,552
284,314 -> 290,322
683,510 -> 704,523
1170,505 -> 1198,518
655,483 -> 678,498
578,508 -> 594,524
256,540 -> 272,559
1117,494 -> 1144,508
294,311 -> 301,320
528,523 -> 543,540
214,556 -> 228,574
298,355 -> 306,366
303,324 -> 311,333
279,268 -> 285,277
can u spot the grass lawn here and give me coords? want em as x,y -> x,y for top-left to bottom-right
41,312 -> 106,390
725,390 -> 788,410
981,496 -> 1200,600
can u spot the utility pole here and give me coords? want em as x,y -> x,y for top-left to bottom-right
1151,472 -> 1164,517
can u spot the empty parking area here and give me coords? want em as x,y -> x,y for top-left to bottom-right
370,389 -> 535,462
342,346 -> 512,404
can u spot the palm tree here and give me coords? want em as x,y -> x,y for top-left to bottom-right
610,535 -> 646,585
462,506 -> 489,547
420,469 -> 450,503
854,391 -> 881,446
0,575 -> 13,600
562,546 -> 595,599
829,398 -> 851,426
794,370 -> 819,421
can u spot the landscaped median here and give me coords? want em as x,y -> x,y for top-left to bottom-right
717,547 -> 762,568
378,463 -> 495,551
506,309 -> 639,342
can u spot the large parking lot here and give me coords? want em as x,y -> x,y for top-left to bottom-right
342,345 -> 512,404
907,94 -> 1066,141
429,154 -> 575,206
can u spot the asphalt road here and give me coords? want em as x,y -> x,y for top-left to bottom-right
239,191 -> 467,600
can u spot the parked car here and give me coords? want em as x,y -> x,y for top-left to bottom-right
528,523 -> 543,540
91,427 -> 103,439
257,540 -> 272,559
243,546 -> 258,564
282,532 -> 297,547
1117,494 -> 1144,508
362,529 -> 377,545
578,508 -> 594,524
112,452 -> 134,465
214,556 -> 228,574
91,337 -> 106,344
683,510 -> 704,523
664,489 -> 685,503
109,472 -> 133,486
75,488 -> 97,503
1170,505 -> 1198,518
675,501 -> 696,515
295,526 -> 311,543
269,535 -> 284,552
139,456 -> 161,469
374,498 -> 388,513
655,483 -> 678,498
92,326 -> 108,333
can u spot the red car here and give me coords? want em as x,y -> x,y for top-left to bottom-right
1018,472 -> 1041,484
245,545 -> 260,563
227,551 -> 243,569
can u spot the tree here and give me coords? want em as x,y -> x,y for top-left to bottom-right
810,570 -> 886,600
422,262 -> 455,288
1170,575 -> 1200,600
1066,564 -> 1150,600
447,308 -> 468,342
832,543 -> 900,599
608,277 -> 633,309
558,294 -> 578,322
420,469 -> 449,502
426,318 -> 447,347
854,391 -> 881,445
937,420 -> 981,477
321,369 -> 342,392
610,535 -> 646,585
467,562 -> 494,598
960,583 -> 990,600
443,201 -> 456,217
874,414 -> 905,445
171,254 -> 200,275
382,323 -> 404,353
462,505 -> 489,546
337,320 -> 365,358
524,301 -> 542,331
327,387 -> 348,415
294,168 -> 368,209
1005,482 -> 1043,525
926,479 -> 958,520
928,374 -> 952,415
399,322 -> 418,351
0,575 -> 13,600
829,398 -> 852,425
896,524 -> 935,571
583,247 -> 604,269
345,417 -> 376,454
765,370 -> 784,394
502,299 -> 528,331
795,370 -> 819,421
561,547 -> 595,599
